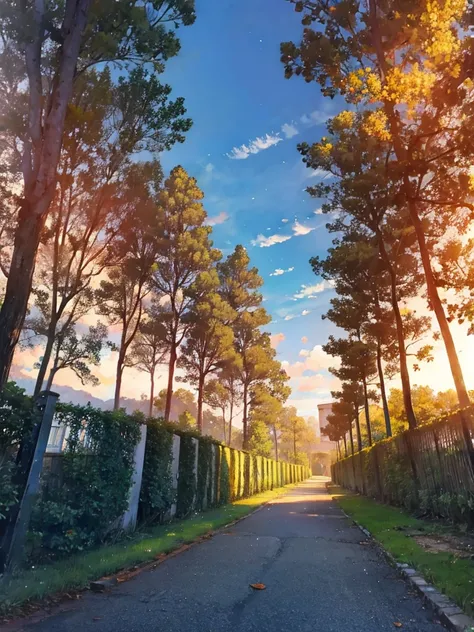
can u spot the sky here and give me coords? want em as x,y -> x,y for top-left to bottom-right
11,0 -> 474,419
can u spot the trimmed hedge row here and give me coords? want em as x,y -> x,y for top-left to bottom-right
2,393 -> 308,563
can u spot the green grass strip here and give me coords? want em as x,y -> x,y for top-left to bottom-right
329,485 -> 474,616
0,486 -> 294,616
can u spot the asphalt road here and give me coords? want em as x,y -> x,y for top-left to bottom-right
17,477 -> 443,632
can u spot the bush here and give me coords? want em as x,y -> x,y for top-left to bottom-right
176,436 -> 197,518
196,439 -> 214,511
139,420 -> 174,526
0,382 -> 40,520
30,404 -> 140,558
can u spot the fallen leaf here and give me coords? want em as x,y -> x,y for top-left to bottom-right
250,583 -> 266,590
393,623 -> 403,628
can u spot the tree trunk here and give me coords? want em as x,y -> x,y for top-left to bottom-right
361,376 -> 372,446
0,0 -> 93,391
343,432 -> 348,457
408,198 -> 470,408
34,326 -> 57,396
272,425 -> 279,461
45,364 -> 59,391
197,375 -> 204,433
348,422 -> 355,456
165,344 -> 177,422
148,372 -> 155,418
293,427 -> 297,461
114,349 -> 125,411
242,382 -> 248,449
0,213 -> 44,387
354,406 -> 362,452
376,340 -> 392,437
228,398 -> 233,446
377,232 -> 418,428
221,408 -> 227,444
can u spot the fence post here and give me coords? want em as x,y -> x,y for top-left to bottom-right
0,391 -> 59,573
121,423 -> 147,531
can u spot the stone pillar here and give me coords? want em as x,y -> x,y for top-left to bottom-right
191,437 -> 199,510
122,423 -> 147,531
169,434 -> 181,519
210,445 -> 216,506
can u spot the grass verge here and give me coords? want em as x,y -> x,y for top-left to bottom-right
0,485 -> 293,617
329,484 -> 474,617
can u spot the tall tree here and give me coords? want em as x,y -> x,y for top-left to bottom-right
204,379 -> 231,443
152,166 -> 221,421
0,0 -> 196,387
97,191 -> 158,410
28,67 -> 190,395
41,322 -> 107,391
128,300 -> 168,417
324,335 -> 377,446
281,0 -> 474,409
178,270 -> 236,431
217,245 -> 272,449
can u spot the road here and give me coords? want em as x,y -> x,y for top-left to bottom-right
18,478 -> 443,632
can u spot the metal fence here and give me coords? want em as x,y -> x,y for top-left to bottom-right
332,408 -> 474,524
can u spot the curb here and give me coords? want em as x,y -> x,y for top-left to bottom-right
331,491 -> 474,632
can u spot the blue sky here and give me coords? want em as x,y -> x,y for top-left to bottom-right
158,0 -> 343,414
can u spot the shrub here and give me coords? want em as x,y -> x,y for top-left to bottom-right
176,435 -> 197,518
139,420 -> 174,526
30,404 -> 140,558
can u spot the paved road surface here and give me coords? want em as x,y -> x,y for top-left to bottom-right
18,478 -> 443,632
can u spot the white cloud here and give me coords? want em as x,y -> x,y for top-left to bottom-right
270,332 -> 285,348
284,314 -> 295,321
281,345 -> 339,379
297,374 -> 327,393
227,133 -> 282,160
206,211 -> 229,226
314,208 -> 324,215
292,220 -> 315,236
300,110 -> 331,127
301,336 -> 308,344
306,168 -> 331,180
252,220 -> 317,248
301,309 -> 311,316
281,122 -> 299,139
270,266 -> 294,277
282,218 -> 289,223
205,163 -> 214,173
251,233 -> 292,248
299,349 -> 310,357
293,282 -> 326,300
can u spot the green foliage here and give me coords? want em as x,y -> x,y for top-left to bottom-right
248,419 -> 273,457
176,435 -> 197,518
219,447 -> 231,505
30,404 -> 140,558
0,382 -> 40,520
139,419 -> 174,525
196,439 -> 214,511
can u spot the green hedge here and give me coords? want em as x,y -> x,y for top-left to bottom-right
139,419 -> 174,525
31,404 -> 140,559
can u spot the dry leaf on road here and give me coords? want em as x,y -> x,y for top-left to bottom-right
250,583 -> 266,590
393,623 -> 403,628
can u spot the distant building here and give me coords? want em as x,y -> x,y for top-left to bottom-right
317,402 -> 337,453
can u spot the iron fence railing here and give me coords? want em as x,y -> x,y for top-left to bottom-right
332,408 -> 474,524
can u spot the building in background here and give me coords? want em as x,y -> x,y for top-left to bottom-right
317,402 -> 337,453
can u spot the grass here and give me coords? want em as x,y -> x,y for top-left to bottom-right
0,486 -> 293,616
329,485 -> 474,617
